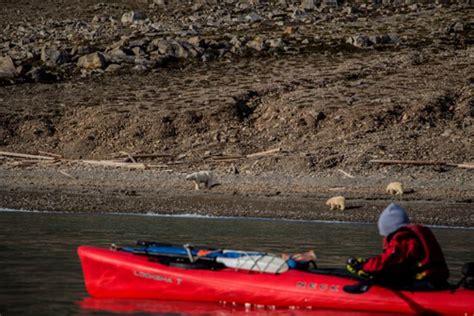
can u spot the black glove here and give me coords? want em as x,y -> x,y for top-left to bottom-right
346,257 -> 369,278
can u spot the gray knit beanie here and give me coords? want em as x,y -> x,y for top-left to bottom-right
378,203 -> 410,236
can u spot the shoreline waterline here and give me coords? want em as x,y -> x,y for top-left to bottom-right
2,207 -> 473,230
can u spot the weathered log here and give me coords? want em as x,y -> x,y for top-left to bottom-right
59,170 -> 76,179
120,151 -> 137,163
449,163 -> 474,169
38,151 -> 63,159
337,169 -> 355,178
0,151 -> 56,160
370,159 -> 447,166
210,155 -> 245,161
80,160 -> 147,170
246,147 -> 282,158
116,152 -> 173,159
370,159 -> 473,169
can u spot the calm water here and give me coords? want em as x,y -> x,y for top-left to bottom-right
0,210 -> 473,315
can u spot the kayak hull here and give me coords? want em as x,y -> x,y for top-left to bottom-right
78,246 -> 473,314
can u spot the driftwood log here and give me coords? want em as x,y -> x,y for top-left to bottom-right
80,160 -> 147,170
370,159 -> 474,169
246,147 -> 282,158
0,151 -> 56,160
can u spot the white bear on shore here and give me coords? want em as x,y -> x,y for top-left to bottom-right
386,182 -> 403,195
326,196 -> 345,211
185,171 -> 218,190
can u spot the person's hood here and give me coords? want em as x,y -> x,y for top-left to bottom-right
378,203 -> 410,237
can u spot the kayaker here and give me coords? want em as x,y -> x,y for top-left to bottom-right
347,203 -> 450,289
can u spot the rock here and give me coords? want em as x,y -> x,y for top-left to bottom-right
246,36 -> 266,51
77,52 -> 108,69
230,36 -> 243,47
132,47 -> 145,56
0,55 -> 17,79
188,36 -> 203,47
108,48 -> 135,64
121,11 -> 145,24
266,38 -> 284,48
348,34 -> 399,48
322,0 -> 338,7
302,111 -> 326,127
342,6 -> 357,14
368,35 -> 384,45
284,26 -> 298,35
105,64 -> 122,73
156,40 -> 189,59
134,57 -> 154,68
441,129 -> 452,137
156,39 -> 173,55
91,15 -> 108,24
26,66 -> 57,83
347,34 -> 371,48
41,46 -> 68,67
245,12 -> 263,23
291,9 -> 308,20
129,38 -> 149,48
301,0 -> 317,10
452,22 -> 464,33
7,47 -> 31,61
132,64 -> 148,73
379,34 -> 400,45
181,42 -> 201,58
229,163 -> 239,174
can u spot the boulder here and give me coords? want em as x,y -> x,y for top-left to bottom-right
121,11 -> 145,24
77,52 -> 108,69
41,46 -> 68,67
0,55 -> 17,79
105,64 -> 122,73
369,34 -> 400,45
156,39 -> 173,55
347,34 -> 371,48
26,66 -> 57,83
155,40 -> 189,59
301,0 -> 317,10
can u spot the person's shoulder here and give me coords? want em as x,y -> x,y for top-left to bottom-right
390,226 -> 418,241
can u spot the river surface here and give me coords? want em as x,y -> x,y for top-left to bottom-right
0,209 -> 473,315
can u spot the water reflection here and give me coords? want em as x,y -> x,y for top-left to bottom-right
78,298 -> 399,316
0,210 -> 473,315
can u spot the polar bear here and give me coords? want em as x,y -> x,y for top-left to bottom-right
386,182 -> 403,195
326,196 -> 345,211
185,171 -> 218,190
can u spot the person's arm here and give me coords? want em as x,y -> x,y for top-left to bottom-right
362,231 -> 419,275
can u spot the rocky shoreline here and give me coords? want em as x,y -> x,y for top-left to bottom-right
0,163 -> 472,227
1,1 -> 472,225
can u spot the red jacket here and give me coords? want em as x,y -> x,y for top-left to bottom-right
362,224 -> 449,282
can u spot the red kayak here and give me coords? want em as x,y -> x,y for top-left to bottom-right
78,246 -> 474,315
